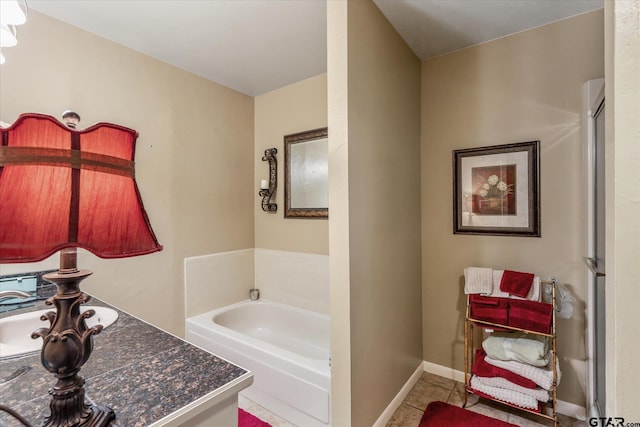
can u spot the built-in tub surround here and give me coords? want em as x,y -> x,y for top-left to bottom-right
186,299 -> 331,427
184,248 -> 330,425
0,295 -> 252,427
254,249 -> 329,314
184,249 -> 255,318
184,248 -> 329,317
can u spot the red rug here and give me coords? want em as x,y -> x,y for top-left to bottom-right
419,401 -> 517,427
239,408 -> 272,427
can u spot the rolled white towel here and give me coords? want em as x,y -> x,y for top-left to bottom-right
464,267 -> 493,295
482,332 -> 549,367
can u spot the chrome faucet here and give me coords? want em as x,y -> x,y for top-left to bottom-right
0,290 -> 33,302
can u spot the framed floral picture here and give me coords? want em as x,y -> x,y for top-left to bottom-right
453,141 -> 540,236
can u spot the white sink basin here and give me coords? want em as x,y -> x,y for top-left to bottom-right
0,306 -> 118,358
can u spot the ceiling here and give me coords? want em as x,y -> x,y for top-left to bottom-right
28,0 -> 603,97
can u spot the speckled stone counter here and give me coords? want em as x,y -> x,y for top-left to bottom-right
0,296 -> 252,427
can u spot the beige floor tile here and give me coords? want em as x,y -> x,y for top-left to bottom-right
420,371 -> 456,389
385,403 -> 424,427
238,394 -> 256,411
508,410 -> 580,427
508,414 -> 546,426
239,396 -> 296,427
508,411 -> 555,426
465,399 -> 512,422
447,381 -> 473,407
403,377 -> 455,411
238,373 -> 582,427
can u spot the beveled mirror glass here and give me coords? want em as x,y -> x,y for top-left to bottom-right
284,127 -> 328,219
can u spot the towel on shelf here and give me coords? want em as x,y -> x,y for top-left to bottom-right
472,349 -> 538,389
470,375 -> 540,410
491,270 -> 541,301
508,298 -> 553,334
469,294 -> 509,326
472,375 -> 549,402
500,270 -> 535,298
470,292 -> 551,334
482,332 -> 549,367
484,353 -> 561,391
464,267 -> 494,295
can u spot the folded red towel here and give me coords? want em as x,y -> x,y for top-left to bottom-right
500,270 -> 534,298
471,349 -> 538,389
508,299 -> 553,334
469,295 -> 509,326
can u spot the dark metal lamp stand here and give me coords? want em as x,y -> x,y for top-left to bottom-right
32,249 -> 114,427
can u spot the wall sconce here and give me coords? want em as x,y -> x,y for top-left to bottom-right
259,148 -> 277,212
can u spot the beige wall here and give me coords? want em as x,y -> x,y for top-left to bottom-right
421,10 -> 604,407
329,1 -> 423,425
327,1 -> 352,424
0,11 -> 255,336
604,1 -> 640,420
254,74 -> 328,255
4,4 -> 629,423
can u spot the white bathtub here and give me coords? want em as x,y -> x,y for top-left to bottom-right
185,300 -> 331,427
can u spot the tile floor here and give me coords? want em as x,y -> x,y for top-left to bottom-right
239,372 -> 584,427
239,394 -> 295,427
386,372 -> 584,427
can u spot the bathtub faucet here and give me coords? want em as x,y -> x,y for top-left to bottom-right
249,288 -> 260,301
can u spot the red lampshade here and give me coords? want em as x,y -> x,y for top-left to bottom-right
0,113 -> 162,263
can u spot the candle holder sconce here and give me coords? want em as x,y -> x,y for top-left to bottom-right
259,148 -> 277,212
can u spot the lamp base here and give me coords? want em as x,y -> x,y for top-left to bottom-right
40,367 -> 114,427
79,405 -> 115,427
34,251 -> 114,427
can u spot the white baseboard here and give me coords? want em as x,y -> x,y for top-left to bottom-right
374,360 -> 587,425
422,360 -> 465,383
557,400 -> 587,421
422,360 -> 587,420
372,363 -> 423,427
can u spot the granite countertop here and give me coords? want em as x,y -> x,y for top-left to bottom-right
0,291 -> 251,427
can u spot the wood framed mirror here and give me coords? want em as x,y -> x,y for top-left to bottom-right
284,127 -> 328,219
